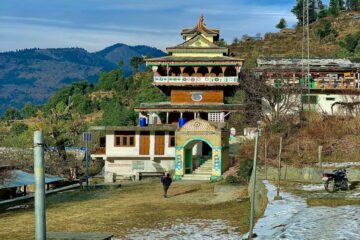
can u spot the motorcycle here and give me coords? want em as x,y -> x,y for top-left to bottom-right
322,168 -> 349,193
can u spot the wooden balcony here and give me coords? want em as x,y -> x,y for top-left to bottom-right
153,76 -> 239,86
267,77 -> 360,91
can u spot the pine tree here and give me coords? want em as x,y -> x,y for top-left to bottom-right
276,18 -> 288,29
346,0 -> 360,10
292,0 -> 324,25
329,0 -> 345,16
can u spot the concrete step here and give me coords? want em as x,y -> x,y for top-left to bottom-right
192,172 -> 212,175
182,174 -> 211,181
194,168 -> 212,172
197,167 -> 212,170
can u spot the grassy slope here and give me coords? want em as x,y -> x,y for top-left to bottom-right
229,12 -> 360,68
0,181 -> 252,239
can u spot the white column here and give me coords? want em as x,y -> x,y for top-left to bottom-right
166,112 -> 169,124
149,131 -> 155,160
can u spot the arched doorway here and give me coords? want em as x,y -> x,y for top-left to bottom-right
175,119 -> 230,181
183,139 -> 213,174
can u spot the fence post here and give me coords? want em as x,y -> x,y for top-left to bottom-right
274,137 -> 282,200
248,122 -> 260,239
264,138 -> 268,180
318,145 -> 323,170
34,131 -> 46,240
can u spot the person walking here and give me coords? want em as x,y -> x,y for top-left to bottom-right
161,173 -> 172,198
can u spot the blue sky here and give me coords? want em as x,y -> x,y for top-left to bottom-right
0,0 -> 301,52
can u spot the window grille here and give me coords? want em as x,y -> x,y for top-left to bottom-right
208,112 -> 224,122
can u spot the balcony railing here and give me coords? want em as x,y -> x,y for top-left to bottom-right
267,77 -> 360,90
154,76 -> 238,84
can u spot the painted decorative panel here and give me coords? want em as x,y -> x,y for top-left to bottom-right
154,76 -> 238,84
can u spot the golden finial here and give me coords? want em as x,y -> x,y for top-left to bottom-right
197,15 -> 204,30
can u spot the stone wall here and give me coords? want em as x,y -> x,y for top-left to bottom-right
248,175 -> 268,217
265,166 -> 360,183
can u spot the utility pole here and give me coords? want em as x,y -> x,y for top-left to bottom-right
248,121 -> 260,240
264,138 -> 268,180
274,137 -> 283,200
34,131 -> 46,240
83,132 -> 92,191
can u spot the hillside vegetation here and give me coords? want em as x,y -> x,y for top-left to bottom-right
230,12 -> 360,68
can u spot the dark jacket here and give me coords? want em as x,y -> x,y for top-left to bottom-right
162,176 -> 172,187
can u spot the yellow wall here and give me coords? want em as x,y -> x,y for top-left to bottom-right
172,52 -> 224,57
185,35 -> 214,42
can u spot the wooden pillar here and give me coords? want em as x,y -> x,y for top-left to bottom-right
180,66 -> 185,78
221,66 -> 226,77
24,185 -> 27,196
194,66 -> 199,82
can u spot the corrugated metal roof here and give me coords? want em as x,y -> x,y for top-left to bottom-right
0,170 -> 64,189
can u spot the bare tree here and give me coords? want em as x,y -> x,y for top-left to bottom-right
239,69 -> 302,125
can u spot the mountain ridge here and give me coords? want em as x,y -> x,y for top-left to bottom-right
0,43 -> 165,114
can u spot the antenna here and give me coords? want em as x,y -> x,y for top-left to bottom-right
301,0 -> 311,115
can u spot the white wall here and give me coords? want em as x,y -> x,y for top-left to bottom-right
262,93 -> 360,117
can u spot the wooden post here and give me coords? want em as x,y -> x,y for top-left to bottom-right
318,145 -> 323,170
264,138 -> 268,180
166,112 -> 169,124
274,137 -> 282,200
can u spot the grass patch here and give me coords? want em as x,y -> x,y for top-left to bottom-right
0,181 -> 252,239
307,198 -> 360,207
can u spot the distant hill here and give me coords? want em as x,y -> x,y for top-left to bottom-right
0,44 -> 165,114
95,43 -> 165,73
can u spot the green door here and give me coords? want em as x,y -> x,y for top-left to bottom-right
185,149 -> 192,174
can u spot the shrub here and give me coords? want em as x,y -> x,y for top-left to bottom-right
237,159 -> 253,183
224,175 -> 241,185
10,122 -> 28,136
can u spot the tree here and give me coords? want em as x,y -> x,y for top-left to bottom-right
130,56 -> 145,73
339,31 -> 360,54
239,70 -> 302,125
10,122 -> 29,136
22,102 -> 38,118
316,21 -> 338,43
292,0 -> 324,25
329,0 -> 345,16
346,0 -> 360,10
232,37 -> 240,45
38,98 -> 85,167
2,108 -> 22,121
276,18 -> 288,29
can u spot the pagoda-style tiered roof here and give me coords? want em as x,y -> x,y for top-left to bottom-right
166,34 -> 228,54
181,15 -> 219,40
146,16 -> 244,87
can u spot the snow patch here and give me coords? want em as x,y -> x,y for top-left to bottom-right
251,180 -> 360,240
127,219 -> 240,240
302,184 -> 324,191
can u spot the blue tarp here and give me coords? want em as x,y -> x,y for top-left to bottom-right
0,170 -> 64,189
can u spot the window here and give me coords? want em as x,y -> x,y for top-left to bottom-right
301,95 -> 317,104
169,131 -> 175,147
191,92 -> 203,102
208,112 -> 224,122
114,131 -> 135,147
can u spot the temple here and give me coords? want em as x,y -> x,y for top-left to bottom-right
91,16 -> 244,182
